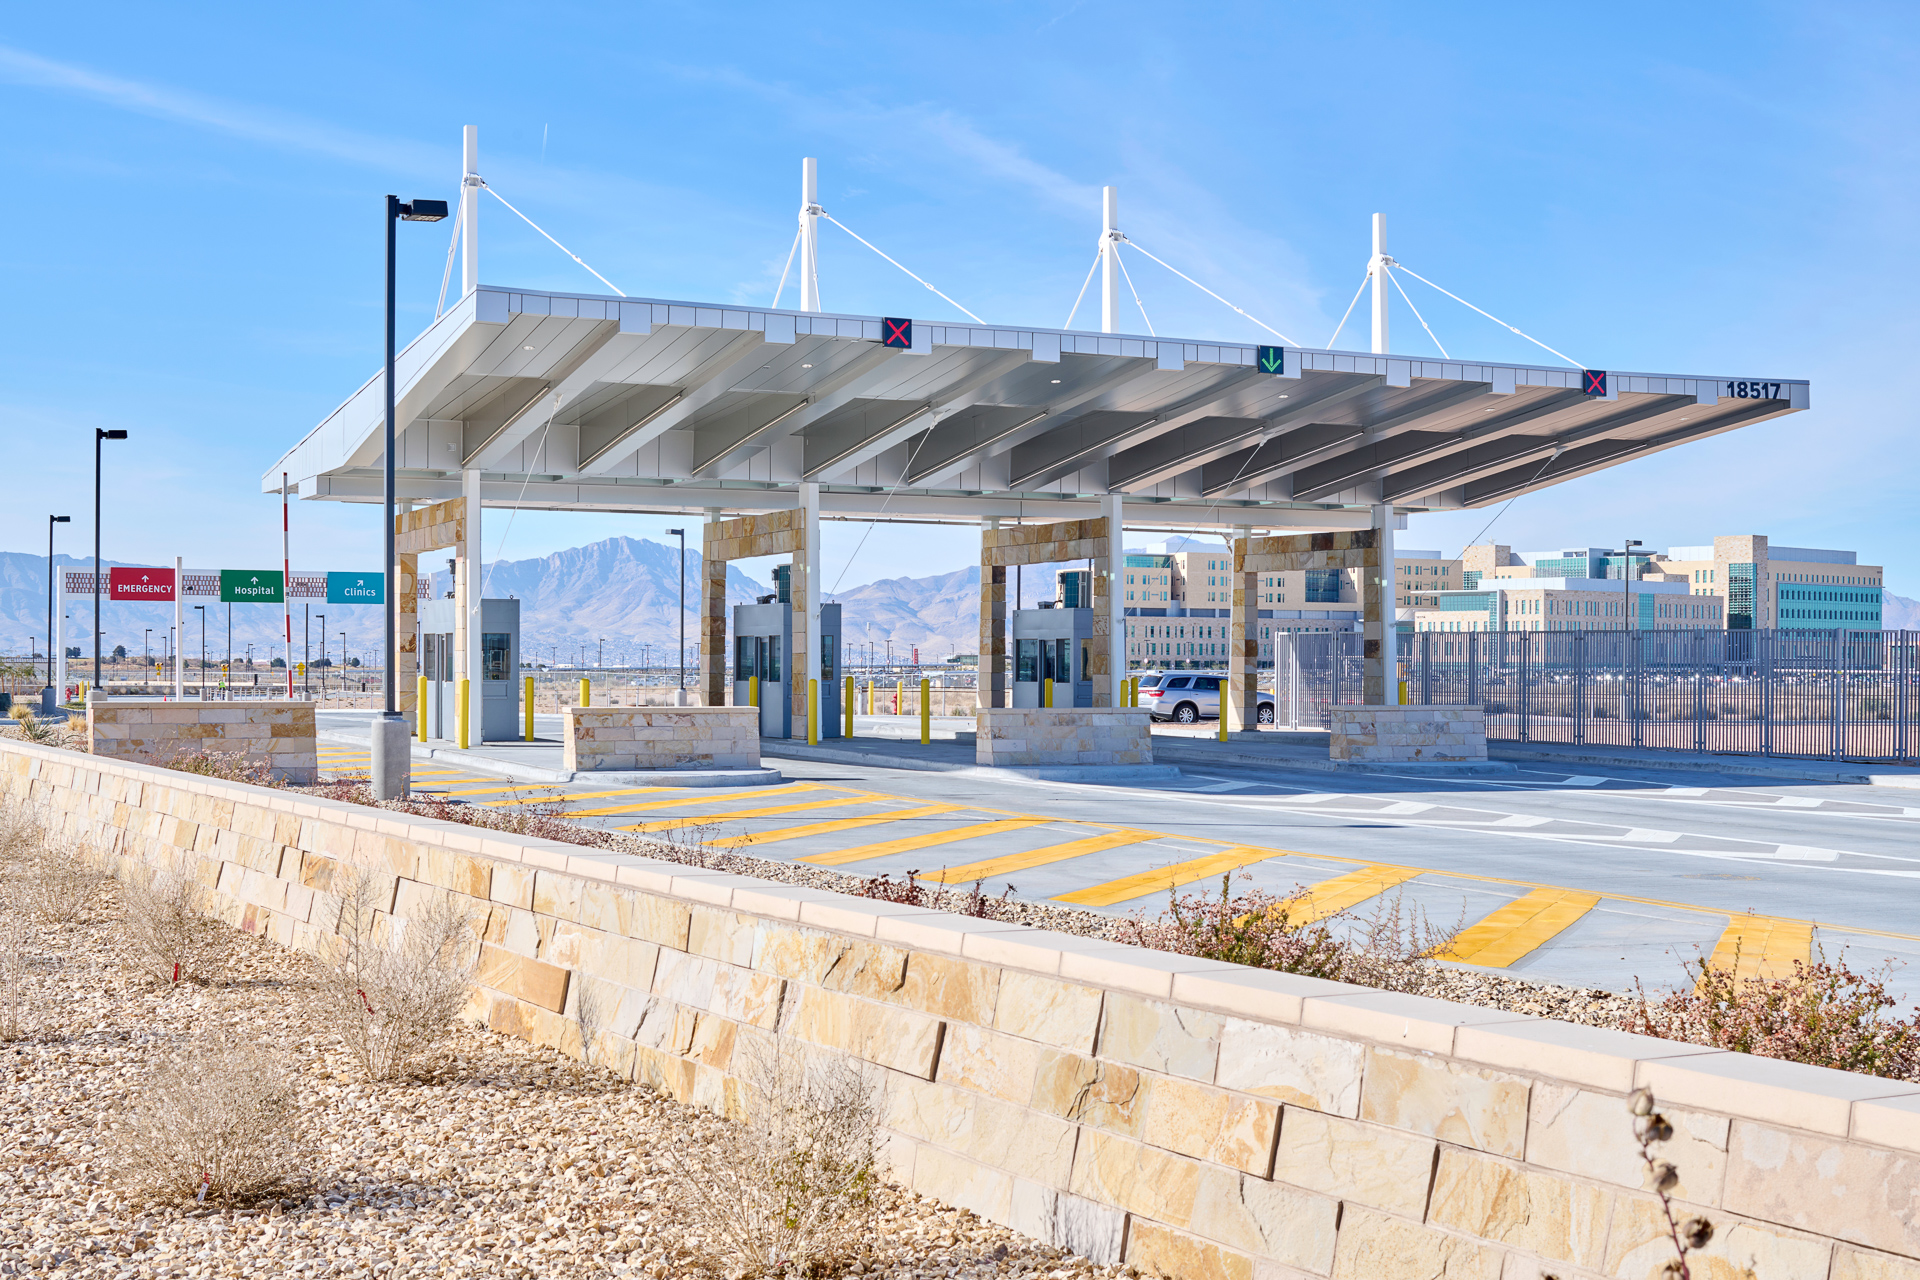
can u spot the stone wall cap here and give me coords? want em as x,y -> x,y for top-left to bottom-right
1850,1093 -> 1920,1156
730,882 -> 846,922
1452,1017 -> 1725,1092
959,927 -> 1127,976
1056,944 -> 1242,1000
1170,967 -> 1369,1025
796,896 -> 934,938
1637,1049 -> 1920,1137
1300,989 -> 1538,1055
874,912 -> 1035,956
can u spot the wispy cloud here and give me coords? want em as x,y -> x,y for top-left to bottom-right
0,44 -> 442,175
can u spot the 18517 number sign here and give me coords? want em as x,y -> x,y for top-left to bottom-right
1726,380 -> 1783,399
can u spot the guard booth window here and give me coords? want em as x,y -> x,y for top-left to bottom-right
820,633 -> 837,682
1015,639 -> 1038,683
1080,639 -> 1091,685
1041,639 -> 1069,683
481,634 -> 510,681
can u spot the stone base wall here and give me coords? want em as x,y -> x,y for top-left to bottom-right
564,706 -> 759,772
975,708 -> 1152,767
7,736 -> 1920,1280
1330,705 -> 1487,763
85,696 -> 317,783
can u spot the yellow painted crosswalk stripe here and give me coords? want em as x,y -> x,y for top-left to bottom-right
925,828 -> 1163,886
620,794 -> 876,833
481,787 -> 687,807
1285,865 -> 1426,926
1436,888 -> 1601,968
709,804 -> 966,849
566,783 -> 831,818
1052,844 -> 1297,907
1708,912 -> 1813,981
420,783 -> 568,798
796,817 -> 1053,867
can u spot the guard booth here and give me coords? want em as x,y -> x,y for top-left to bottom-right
733,570 -> 841,738
418,597 -> 521,742
1012,603 -> 1094,708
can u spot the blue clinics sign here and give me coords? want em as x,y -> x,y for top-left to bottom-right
326,572 -> 386,605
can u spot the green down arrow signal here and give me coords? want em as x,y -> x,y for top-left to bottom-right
1257,345 -> 1286,375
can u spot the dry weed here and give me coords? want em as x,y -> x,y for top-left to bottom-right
574,975 -> 613,1072
0,913 -> 31,1042
122,870 -> 231,987
665,1042 -> 879,1277
1627,1086 -> 1713,1279
17,836 -> 102,926
0,803 -> 46,865
325,874 -> 478,1081
1340,889 -> 1468,993
7,703 -> 66,746
113,1033 -> 306,1207
161,750 -> 286,788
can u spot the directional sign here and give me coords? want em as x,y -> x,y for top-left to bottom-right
880,317 -> 912,349
1257,345 -> 1286,375
326,571 -> 385,605
219,570 -> 285,603
108,566 -> 176,601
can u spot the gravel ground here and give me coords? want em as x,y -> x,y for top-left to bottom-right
0,871 -> 1128,1279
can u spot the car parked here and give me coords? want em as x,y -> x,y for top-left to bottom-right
1140,672 -> 1275,724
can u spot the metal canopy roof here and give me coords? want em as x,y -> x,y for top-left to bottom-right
266,286 -> 1807,529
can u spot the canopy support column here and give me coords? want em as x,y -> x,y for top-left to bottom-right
1366,502 -> 1396,704
1100,493 -> 1123,707
978,517 -> 1005,709
793,482 -> 820,740
1228,525 -> 1257,731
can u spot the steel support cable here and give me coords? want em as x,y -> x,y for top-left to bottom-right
1114,244 -> 1156,336
1324,270 -> 1371,349
770,225 -> 802,309
434,202 -> 462,319
1062,247 -> 1103,330
827,425 -> 941,598
477,180 -> 626,297
1460,447 -> 1565,551
1119,237 -> 1299,345
1388,262 -> 1582,369
1384,265 -> 1448,359
481,393 -> 564,599
818,213 -> 985,324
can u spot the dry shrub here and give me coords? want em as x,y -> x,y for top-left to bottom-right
0,914 -> 31,1042
113,1035 -> 305,1207
162,750 -> 286,788
7,704 -> 65,746
574,975 -> 613,1072
16,835 -> 102,926
123,870 -> 231,987
0,803 -> 46,865
1126,874 -> 1462,992
325,874 -> 478,1081
666,1042 -> 879,1277
1622,948 -> 1920,1081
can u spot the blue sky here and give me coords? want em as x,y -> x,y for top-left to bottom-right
1,2 -> 1914,595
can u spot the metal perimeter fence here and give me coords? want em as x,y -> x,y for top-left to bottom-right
1267,629 -> 1920,764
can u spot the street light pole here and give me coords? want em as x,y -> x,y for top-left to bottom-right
666,528 -> 686,695
1619,539 -> 1643,631
46,515 -> 69,699
93,429 -> 128,697
373,192 -> 449,799
194,605 -> 205,699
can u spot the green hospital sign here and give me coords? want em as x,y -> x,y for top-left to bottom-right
219,569 -> 285,603
326,572 -> 385,605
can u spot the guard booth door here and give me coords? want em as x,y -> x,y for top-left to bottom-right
1013,638 -> 1075,708
423,632 -> 455,738
734,633 -> 788,738
819,625 -> 841,739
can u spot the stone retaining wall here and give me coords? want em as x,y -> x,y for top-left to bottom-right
85,696 -> 318,783
976,708 -> 1151,767
1330,705 -> 1487,764
563,706 -> 759,772
7,736 -> 1920,1280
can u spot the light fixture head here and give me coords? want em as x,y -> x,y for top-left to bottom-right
665,527 -> 684,536
51,515 -> 71,523
398,198 -> 450,222
99,429 -> 128,440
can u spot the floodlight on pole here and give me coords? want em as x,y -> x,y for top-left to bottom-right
93,429 -> 128,697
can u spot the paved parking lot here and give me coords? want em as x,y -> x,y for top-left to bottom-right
316,713 -> 1920,1003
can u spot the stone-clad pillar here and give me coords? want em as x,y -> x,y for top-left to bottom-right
1089,569 -> 1112,707
790,485 -> 819,740
394,549 -> 419,729
700,520 -> 729,710
1102,494 -> 1124,708
1228,525 -> 1257,731
979,518 -> 1005,708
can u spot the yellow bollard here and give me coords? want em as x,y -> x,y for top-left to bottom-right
416,676 -> 429,741
920,677 -> 931,745
896,679 -> 904,716
1133,676 -> 1141,707
1397,679 -> 1409,707
1218,679 -> 1229,743
844,675 -> 854,739
523,676 -> 535,741
1043,677 -> 1053,709
578,677 -> 591,708
808,678 -> 819,745
749,675 -> 758,708
865,679 -> 874,716
457,678 -> 471,749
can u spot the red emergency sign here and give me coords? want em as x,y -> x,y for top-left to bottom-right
108,566 -> 177,601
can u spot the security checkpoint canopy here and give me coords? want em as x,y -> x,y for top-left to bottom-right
264,286 -> 1807,527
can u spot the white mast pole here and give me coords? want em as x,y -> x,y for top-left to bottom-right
1370,212 -> 1389,355
462,126 -> 480,298
1101,186 -> 1119,334
283,474 -> 294,698
173,555 -> 183,699
799,158 -> 821,312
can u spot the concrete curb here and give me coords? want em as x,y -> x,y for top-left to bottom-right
1488,744 -> 1920,786
315,730 -> 785,788
760,740 -> 1182,784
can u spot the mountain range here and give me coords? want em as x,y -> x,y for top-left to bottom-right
2,539 -> 1912,669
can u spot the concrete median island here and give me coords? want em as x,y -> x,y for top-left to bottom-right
563,705 -> 762,773
6,734 -> 1918,1279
